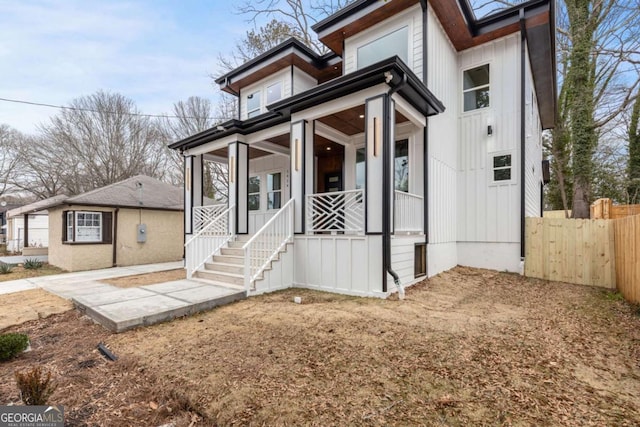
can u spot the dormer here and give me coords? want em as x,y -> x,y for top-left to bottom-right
215,39 -> 342,120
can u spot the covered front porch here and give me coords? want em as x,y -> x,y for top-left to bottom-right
176,57 -> 444,296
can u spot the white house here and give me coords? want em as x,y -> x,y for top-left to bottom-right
170,0 -> 556,297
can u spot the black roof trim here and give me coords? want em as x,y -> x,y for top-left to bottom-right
171,56 -> 445,153
312,0 -> 371,33
269,56 -> 444,117
214,38 -> 328,86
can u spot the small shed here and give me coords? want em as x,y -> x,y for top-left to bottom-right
45,176 -> 184,272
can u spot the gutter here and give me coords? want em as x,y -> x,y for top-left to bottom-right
520,9 -> 526,260
384,72 -> 408,299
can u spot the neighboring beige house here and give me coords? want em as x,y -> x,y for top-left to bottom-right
34,175 -> 183,272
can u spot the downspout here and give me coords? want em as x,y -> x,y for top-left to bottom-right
385,72 -> 408,299
112,208 -> 119,267
420,0 -> 429,248
519,9 -> 526,261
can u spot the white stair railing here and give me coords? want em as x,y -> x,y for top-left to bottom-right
193,204 -> 226,232
395,191 -> 423,232
243,199 -> 294,291
306,189 -> 364,234
185,205 -> 235,278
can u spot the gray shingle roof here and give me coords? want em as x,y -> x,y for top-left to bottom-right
66,175 -> 183,211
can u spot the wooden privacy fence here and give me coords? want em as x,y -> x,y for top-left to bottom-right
525,218 -> 616,289
614,215 -> 640,303
525,215 -> 640,302
591,198 -> 640,219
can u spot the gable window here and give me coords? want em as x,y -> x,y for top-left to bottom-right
267,172 -> 281,210
248,176 -> 261,211
63,211 -> 112,244
492,153 -> 513,183
266,82 -> 282,105
247,91 -> 261,118
357,26 -> 409,69
463,64 -> 490,112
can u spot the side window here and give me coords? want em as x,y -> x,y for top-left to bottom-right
266,82 -> 282,105
463,64 -> 490,112
66,211 -> 74,241
355,148 -> 365,190
247,91 -> 261,118
248,176 -> 261,210
267,172 -> 282,210
491,153 -> 513,183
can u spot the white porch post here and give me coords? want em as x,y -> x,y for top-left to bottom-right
290,120 -> 313,234
365,96 -> 385,234
228,141 -> 248,234
184,155 -> 193,235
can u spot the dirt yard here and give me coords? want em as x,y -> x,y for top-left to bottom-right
0,289 -> 72,330
1,267 -> 640,426
0,263 -> 66,282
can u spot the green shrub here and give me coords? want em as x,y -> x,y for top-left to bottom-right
23,259 -> 43,270
0,333 -> 29,361
15,366 -> 57,405
0,263 -> 14,274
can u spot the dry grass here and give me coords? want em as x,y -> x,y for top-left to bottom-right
1,267 -> 640,426
0,264 -> 66,282
102,269 -> 186,288
0,289 -> 72,331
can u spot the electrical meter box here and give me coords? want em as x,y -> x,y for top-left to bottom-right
137,224 -> 147,243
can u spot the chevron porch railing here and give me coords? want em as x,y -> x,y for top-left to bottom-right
306,189 -> 364,234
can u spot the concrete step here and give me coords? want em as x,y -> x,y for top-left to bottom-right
204,261 -> 244,275
233,234 -> 255,242
188,277 -> 245,291
195,269 -> 244,286
220,247 -> 243,256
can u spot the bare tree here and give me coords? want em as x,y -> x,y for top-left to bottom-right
161,96 -> 229,201
33,91 -> 167,196
0,124 -> 20,198
10,134 -> 67,199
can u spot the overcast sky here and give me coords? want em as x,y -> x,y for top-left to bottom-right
0,0 -> 258,133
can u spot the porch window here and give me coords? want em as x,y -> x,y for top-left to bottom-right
266,82 -> 282,105
463,64 -> 490,112
355,148 -> 365,190
248,176 -> 261,210
63,211 -> 112,244
395,139 -> 409,192
247,91 -> 261,118
267,172 -> 281,210
357,26 -> 409,69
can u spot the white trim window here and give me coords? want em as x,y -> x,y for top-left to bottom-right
463,64 -> 490,112
247,91 -> 261,118
266,81 -> 283,105
490,152 -> 514,184
248,175 -> 261,211
357,26 -> 409,69
267,172 -> 282,210
64,210 -> 111,243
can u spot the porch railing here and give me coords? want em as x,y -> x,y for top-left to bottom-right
243,198 -> 294,291
185,205 -> 235,278
306,189 -> 364,234
193,204 -> 227,232
395,191 -> 423,233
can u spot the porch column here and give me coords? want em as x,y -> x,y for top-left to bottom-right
365,95 -> 395,234
228,141 -> 248,234
23,213 -> 29,248
183,155 -> 203,235
290,120 -> 313,234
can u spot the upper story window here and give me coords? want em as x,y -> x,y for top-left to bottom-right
491,153 -> 513,183
247,91 -> 261,118
463,64 -> 490,112
357,26 -> 409,69
266,82 -> 282,105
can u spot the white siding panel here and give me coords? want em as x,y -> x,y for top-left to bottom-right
524,44 -> 543,217
457,242 -> 521,273
457,33 -> 521,244
427,5 -> 458,252
253,244 -> 294,294
390,235 -> 425,289
428,242 -> 457,277
292,68 -> 317,95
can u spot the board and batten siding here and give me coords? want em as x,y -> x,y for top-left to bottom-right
457,34 -> 521,244
293,235 -> 385,297
524,43 -> 543,218
248,154 -> 290,234
252,243 -> 295,294
426,4 -> 459,275
240,69 -> 292,120
343,4 -> 423,79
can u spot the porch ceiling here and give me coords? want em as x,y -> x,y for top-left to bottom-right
317,104 -> 409,136
207,146 -> 275,160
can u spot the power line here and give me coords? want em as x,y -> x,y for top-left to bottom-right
0,96 -> 234,121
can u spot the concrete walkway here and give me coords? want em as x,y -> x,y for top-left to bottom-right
0,261 -> 246,332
